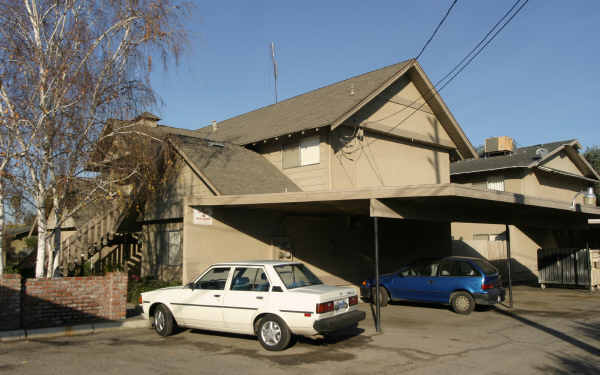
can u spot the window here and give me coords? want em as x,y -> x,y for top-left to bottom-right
274,264 -> 322,289
487,175 -> 505,192
455,262 -> 479,277
473,233 -> 504,241
282,136 -> 320,169
230,267 -> 270,292
413,260 -> 439,276
159,230 -> 182,266
470,259 -> 499,275
194,267 -> 230,290
438,261 -> 454,276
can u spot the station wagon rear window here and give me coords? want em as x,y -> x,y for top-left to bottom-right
274,264 -> 323,289
470,259 -> 498,275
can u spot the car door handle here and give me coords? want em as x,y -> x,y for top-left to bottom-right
428,280 -> 433,285
256,296 -> 263,300
213,294 -> 221,298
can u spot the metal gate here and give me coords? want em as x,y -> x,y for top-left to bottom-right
537,248 -> 592,288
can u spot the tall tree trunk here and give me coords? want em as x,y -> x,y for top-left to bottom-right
46,233 -> 54,277
47,212 -> 61,277
47,198 -> 62,277
0,190 -> 4,276
35,206 -> 47,278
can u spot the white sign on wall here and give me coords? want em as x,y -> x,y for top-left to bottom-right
193,207 -> 213,225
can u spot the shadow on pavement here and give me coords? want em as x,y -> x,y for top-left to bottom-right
493,307 -> 600,356
535,353 -> 600,374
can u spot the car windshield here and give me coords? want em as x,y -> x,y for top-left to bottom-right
274,264 -> 323,289
470,259 -> 498,275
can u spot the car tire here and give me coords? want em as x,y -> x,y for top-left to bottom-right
257,315 -> 291,351
372,287 -> 390,307
153,304 -> 175,337
451,292 -> 475,315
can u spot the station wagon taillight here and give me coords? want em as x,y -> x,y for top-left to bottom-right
482,282 -> 495,290
138,295 -> 143,304
349,295 -> 358,306
316,301 -> 334,314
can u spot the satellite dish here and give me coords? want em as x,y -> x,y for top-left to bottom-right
534,148 -> 548,159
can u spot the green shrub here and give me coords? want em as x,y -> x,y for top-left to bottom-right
127,277 -> 181,304
3,264 -> 19,274
103,263 -> 124,273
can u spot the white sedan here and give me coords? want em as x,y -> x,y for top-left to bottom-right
140,260 -> 366,351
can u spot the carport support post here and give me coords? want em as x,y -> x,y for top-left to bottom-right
374,217 -> 381,332
505,224 -> 513,308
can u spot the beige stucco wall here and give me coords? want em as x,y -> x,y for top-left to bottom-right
451,170 -> 523,194
542,152 -> 584,177
255,132 -> 330,192
331,128 -> 450,190
182,206 -> 279,283
183,205 -> 452,286
522,170 -> 589,205
451,160 -> 593,283
253,73 -> 458,193
451,222 -> 547,282
351,76 -> 454,147
141,157 -> 215,281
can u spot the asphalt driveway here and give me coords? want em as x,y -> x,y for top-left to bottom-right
1,286 -> 599,374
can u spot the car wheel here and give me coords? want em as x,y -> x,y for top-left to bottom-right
153,304 -> 175,337
451,292 -> 475,315
372,287 -> 389,307
257,315 -> 291,351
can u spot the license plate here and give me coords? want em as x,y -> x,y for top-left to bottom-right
334,299 -> 348,311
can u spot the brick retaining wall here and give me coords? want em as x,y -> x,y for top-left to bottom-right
0,274 -> 21,330
0,272 -> 127,330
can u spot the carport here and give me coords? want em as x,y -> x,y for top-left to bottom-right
186,183 -> 600,332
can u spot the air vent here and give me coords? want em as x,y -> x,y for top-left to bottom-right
534,148 -> 548,159
208,141 -> 224,148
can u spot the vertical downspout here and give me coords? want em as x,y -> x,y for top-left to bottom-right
505,224 -> 513,308
374,217 -> 381,332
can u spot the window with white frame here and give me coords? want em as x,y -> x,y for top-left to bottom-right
487,175 -> 505,192
282,136 -> 320,169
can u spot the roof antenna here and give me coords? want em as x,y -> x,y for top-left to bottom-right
271,42 -> 278,104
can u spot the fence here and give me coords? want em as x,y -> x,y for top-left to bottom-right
0,272 -> 127,331
537,248 -> 599,289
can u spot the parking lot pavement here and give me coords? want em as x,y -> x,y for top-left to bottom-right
1,286 -> 599,375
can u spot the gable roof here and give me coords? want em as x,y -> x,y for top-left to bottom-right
196,60 -> 412,144
196,60 -> 477,159
451,139 -> 600,181
168,134 -> 301,195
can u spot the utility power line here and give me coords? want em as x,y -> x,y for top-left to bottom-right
363,0 -> 530,154
415,0 -> 459,61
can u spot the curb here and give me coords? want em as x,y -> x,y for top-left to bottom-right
0,319 -> 150,342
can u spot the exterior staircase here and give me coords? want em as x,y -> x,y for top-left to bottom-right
61,203 -> 141,275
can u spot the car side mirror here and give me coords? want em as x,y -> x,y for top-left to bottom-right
186,282 -> 195,290
271,286 -> 283,292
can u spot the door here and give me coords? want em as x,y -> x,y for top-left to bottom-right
431,261 -> 481,302
389,265 -> 420,300
177,267 -> 231,329
223,267 -> 271,334
413,261 -> 441,302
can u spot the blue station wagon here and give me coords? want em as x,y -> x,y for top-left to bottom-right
361,256 -> 505,314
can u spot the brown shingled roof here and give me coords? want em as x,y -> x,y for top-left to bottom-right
195,60 -> 413,145
451,139 -> 599,181
169,134 -> 301,195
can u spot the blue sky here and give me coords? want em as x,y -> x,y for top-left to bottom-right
150,1 -> 600,150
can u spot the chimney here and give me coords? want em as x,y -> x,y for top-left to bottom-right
485,136 -> 514,156
135,112 -> 160,127
211,120 -> 218,132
